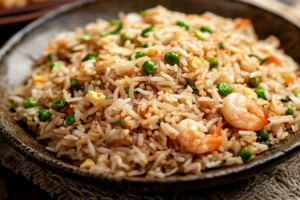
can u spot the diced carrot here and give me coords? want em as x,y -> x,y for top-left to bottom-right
235,19 -> 251,28
265,54 -> 281,65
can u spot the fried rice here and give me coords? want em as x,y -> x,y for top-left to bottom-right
9,6 -> 300,178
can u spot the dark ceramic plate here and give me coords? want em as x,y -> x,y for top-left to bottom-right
0,0 -> 299,193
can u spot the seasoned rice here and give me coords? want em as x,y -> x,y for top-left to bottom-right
9,6 -> 300,177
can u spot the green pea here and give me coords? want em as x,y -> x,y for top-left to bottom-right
209,57 -> 219,69
9,106 -> 16,112
185,78 -> 198,91
51,99 -> 66,110
70,79 -> 79,90
255,87 -> 267,100
109,19 -> 119,26
194,31 -> 206,41
50,61 -> 59,70
38,109 -> 50,122
258,129 -> 269,141
82,34 -> 91,41
140,11 -> 147,17
128,54 -> 132,61
285,104 -> 294,115
238,147 -> 252,162
110,120 -> 122,125
292,90 -> 298,97
176,21 -> 189,30
218,42 -> 224,49
23,98 -> 37,108
66,114 -> 75,126
99,32 -> 107,38
142,60 -> 155,75
200,26 -> 212,33
217,82 -> 233,96
82,54 -> 97,62
47,53 -> 54,62
124,87 -> 129,94
135,51 -> 145,59
141,26 -> 154,37
141,44 -> 149,48
164,52 -> 180,66
249,77 -> 260,88
110,25 -> 122,35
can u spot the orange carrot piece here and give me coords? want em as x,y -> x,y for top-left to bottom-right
235,19 -> 251,28
265,54 -> 281,65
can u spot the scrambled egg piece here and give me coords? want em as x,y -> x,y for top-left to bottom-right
33,75 -> 47,84
162,88 -> 173,94
87,91 -> 106,106
80,158 -> 95,169
243,88 -> 257,99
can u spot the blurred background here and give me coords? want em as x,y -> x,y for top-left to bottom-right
0,0 -> 299,199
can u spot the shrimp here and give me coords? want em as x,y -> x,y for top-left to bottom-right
222,93 -> 268,131
176,119 -> 223,154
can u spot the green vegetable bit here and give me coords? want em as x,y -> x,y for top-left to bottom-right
217,82 -> 233,96
185,78 -> 198,91
99,32 -> 107,38
258,129 -> 269,141
82,54 -> 97,62
280,96 -> 291,103
261,140 -> 271,146
47,53 -> 54,62
248,77 -> 260,88
82,34 -> 91,41
194,31 -> 206,41
209,57 -> 219,69
156,120 -> 161,126
124,87 -> 129,94
50,61 -> 59,70
255,87 -> 268,100
142,60 -> 155,75
38,109 -> 50,122
249,54 -> 268,65
135,51 -> 145,59
218,42 -> 224,49
212,163 -> 222,169
70,79 -> 79,90
23,98 -> 37,108
141,26 -> 154,37
164,52 -> 180,66
292,90 -> 298,97
9,106 -> 16,112
110,120 -> 122,125
121,33 -> 134,41
176,21 -> 189,30
140,11 -> 147,17
110,25 -> 122,35
238,147 -> 252,162
109,19 -> 119,26
52,99 -> 66,110
285,104 -> 294,115
141,44 -> 149,48
128,54 -> 132,61
200,26 -> 212,33
66,114 -> 75,126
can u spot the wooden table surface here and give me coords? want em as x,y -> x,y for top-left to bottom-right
0,0 -> 299,200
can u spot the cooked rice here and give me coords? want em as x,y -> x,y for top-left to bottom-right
9,6 -> 300,178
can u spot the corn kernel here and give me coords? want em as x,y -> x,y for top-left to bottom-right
146,49 -> 156,56
80,158 -> 95,169
243,88 -> 257,99
33,75 -> 47,84
87,91 -> 106,106
188,57 -> 202,71
163,88 -> 173,94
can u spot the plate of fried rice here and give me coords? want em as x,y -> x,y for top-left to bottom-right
0,0 -> 299,192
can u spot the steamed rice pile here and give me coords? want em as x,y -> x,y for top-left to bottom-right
9,6 -> 300,178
